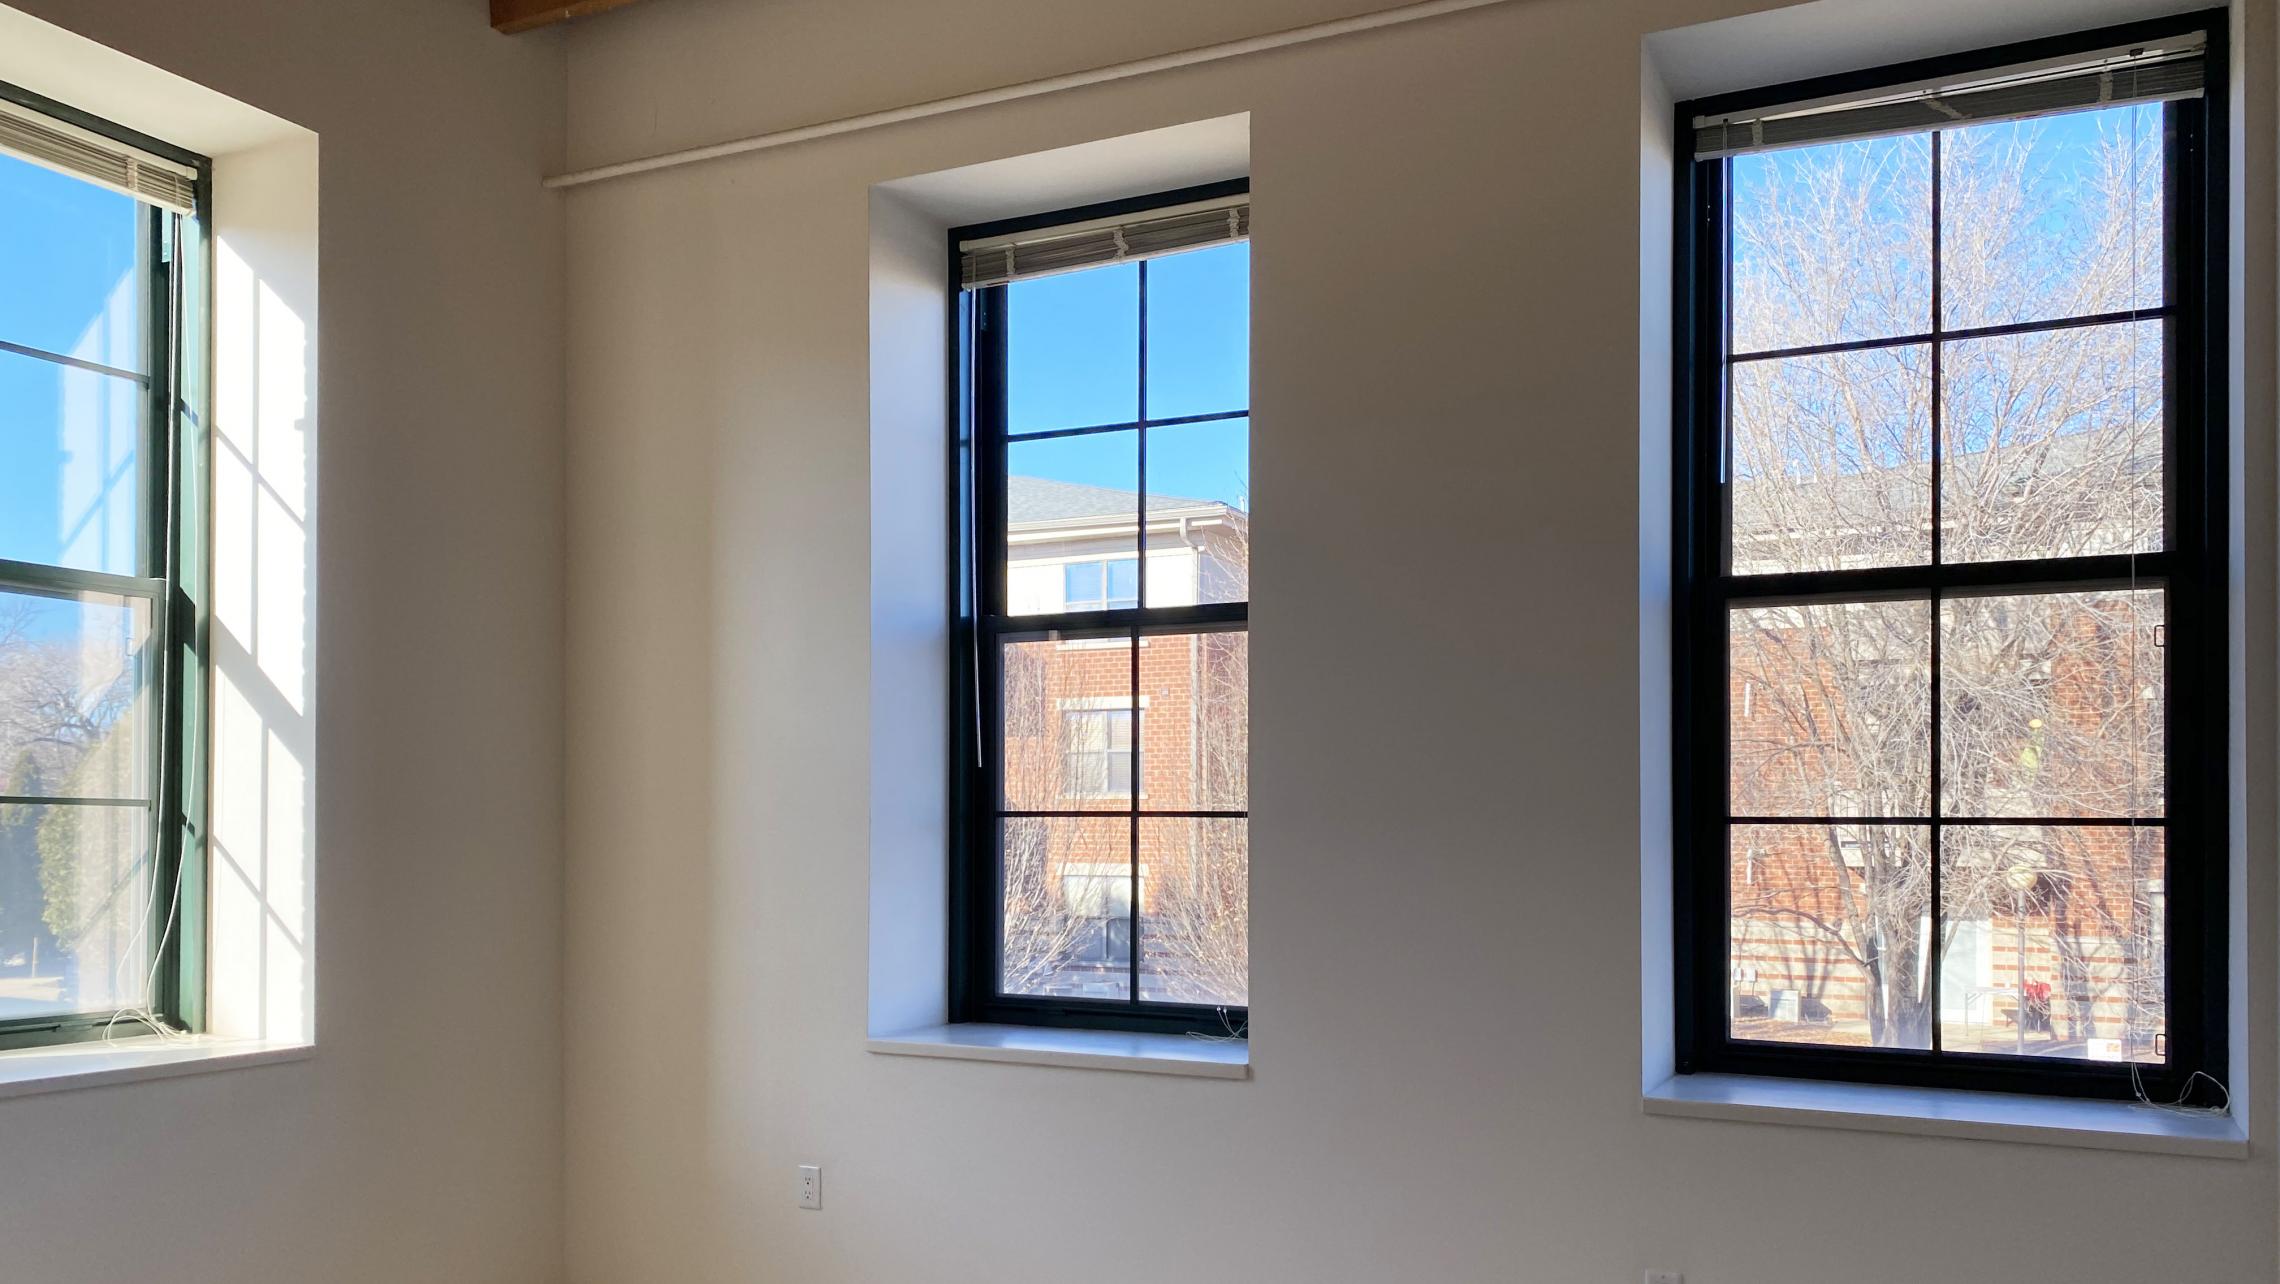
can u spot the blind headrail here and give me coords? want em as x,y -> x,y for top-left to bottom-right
1693,35 -> 2205,159
0,97 -> 199,214
960,195 -> 1248,289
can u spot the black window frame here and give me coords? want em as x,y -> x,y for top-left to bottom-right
950,179 -> 1251,1037
1674,12 -> 2230,1103
0,79 -> 213,1053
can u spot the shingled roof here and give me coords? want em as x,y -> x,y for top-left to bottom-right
1007,475 -> 1233,524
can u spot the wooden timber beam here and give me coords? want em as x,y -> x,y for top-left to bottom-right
491,0 -> 648,35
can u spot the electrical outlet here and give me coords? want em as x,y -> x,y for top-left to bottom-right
1645,1273 -> 1683,1284
797,1164 -> 822,1210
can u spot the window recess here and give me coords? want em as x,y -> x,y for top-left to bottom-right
953,180 -> 1251,1036
1673,13 -> 2226,1104
0,77 -> 211,1053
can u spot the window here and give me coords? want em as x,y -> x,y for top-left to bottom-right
1061,708 -> 1133,798
0,85 -> 209,1051
1062,557 -> 1139,611
1674,16 -> 2226,1102
1059,862 -> 1139,974
955,181 -> 1250,1033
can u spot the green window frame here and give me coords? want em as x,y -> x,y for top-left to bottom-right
0,80 -> 211,1052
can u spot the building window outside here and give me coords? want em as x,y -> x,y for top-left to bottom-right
1060,708 -> 1133,798
1063,558 -> 1139,612
1059,862 -> 1140,974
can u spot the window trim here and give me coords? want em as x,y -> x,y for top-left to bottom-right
949,179 -> 1250,1037
0,79 -> 211,1053
1670,12 -> 2229,1104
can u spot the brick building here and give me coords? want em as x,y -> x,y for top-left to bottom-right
1725,446 -> 2166,1060
997,476 -> 1249,1008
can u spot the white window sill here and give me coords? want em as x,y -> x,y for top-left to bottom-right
867,1023 -> 1249,1079
0,1035 -> 313,1102
1643,1073 -> 2246,1158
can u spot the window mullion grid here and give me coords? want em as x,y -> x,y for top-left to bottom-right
1927,127 -> 1945,1056
1003,809 -> 1245,818
0,336 -> 152,386
1128,259 -> 1148,1006
1689,20 -> 2222,1102
1726,305 -> 2177,365
973,284 -> 1009,1011
968,229 -> 1250,1030
1719,161 -> 1736,565
1713,130 -> 2177,1070
0,567 -> 165,808
144,201 -> 186,1028
1705,154 -> 1735,1065
992,602 -> 1248,636
1006,408 -> 1246,444
0,203 -> 179,1038
2158,93 -> 2192,1082
1722,554 -> 2172,606
0,561 -> 164,602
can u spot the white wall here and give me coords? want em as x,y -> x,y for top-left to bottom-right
559,2 -> 2279,1283
208,129 -> 322,1047
0,2 -> 567,1281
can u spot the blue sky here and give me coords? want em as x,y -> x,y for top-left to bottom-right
0,152 -> 145,578
0,109 -> 2153,570
1007,241 -> 1251,512
1729,103 -> 2162,348
1726,104 -> 2163,487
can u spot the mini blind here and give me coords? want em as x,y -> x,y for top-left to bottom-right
960,195 -> 1248,290
0,98 -> 198,214
1694,34 -> 2204,159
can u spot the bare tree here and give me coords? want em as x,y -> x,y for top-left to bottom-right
1138,619 -> 1248,1008
0,598 -> 150,1008
997,510 -> 1251,1008
996,642 -> 1108,995
1728,113 -> 2166,1056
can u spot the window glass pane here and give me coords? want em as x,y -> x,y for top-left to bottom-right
1941,590 -> 2163,819
1144,242 -> 1248,419
1007,430 -> 1137,616
1062,709 -> 1133,798
0,154 -> 146,372
0,799 -> 153,1021
1941,320 -> 2162,563
1057,559 -> 1140,611
1730,346 -> 1931,574
1105,558 -> 1139,608
1008,262 -> 1138,434
1000,637 -> 1132,813
1941,105 -> 2165,330
1729,601 -> 1931,818
1730,136 -> 1932,352
1144,417 -> 1249,607
1139,817 -> 1246,1007
1001,815 -> 1129,999
1940,825 -> 2164,1061
1136,628 -> 1247,812
0,347 -> 145,575
1730,823 -> 1932,1050
1063,561 -> 1102,605
0,589 -> 151,800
